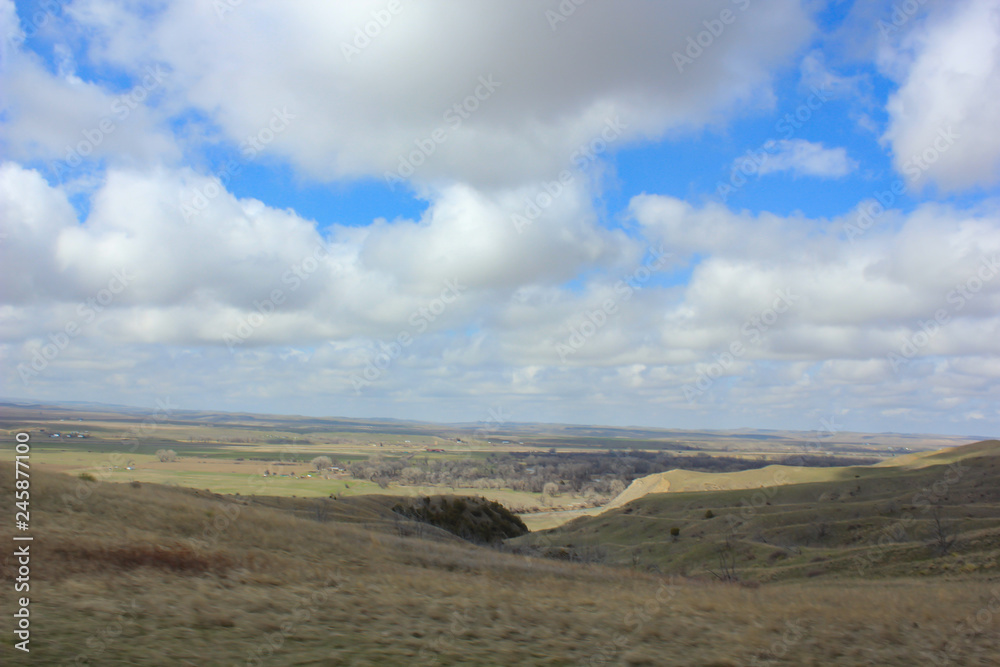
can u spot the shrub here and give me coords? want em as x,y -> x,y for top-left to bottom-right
391,496 -> 528,543
704,509 -> 715,519
670,526 -> 680,539
78,472 -> 97,482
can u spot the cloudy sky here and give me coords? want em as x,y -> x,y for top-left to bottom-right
2,0 -> 999,435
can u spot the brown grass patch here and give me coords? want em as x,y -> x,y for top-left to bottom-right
51,542 -> 235,574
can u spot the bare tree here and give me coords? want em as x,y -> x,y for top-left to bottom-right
312,499 -> 331,523
929,505 -> 958,556
708,531 -> 739,582
310,455 -> 333,471
155,449 -> 177,462
815,521 -> 829,541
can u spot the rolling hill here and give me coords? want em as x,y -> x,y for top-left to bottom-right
603,439 -> 1000,509
3,461 -> 1000,664
514,440 -> 1000,583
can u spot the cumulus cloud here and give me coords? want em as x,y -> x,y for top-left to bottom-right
0,162 -> 632,347
0,11 -> 178,171
798,49 -> 866,99
753,139 -> 856,178
5,169 -> 999,429
1,0 -> 998,432
881,0 -> 1000,191
631,193 -> 1000,359
55,0 -> 814,188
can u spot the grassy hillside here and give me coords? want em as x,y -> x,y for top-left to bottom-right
2,463 -> 1000,664
604,439 -> 1000,509
514,441 -> 1000,584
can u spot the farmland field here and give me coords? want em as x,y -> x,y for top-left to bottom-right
2,401 -> 973,513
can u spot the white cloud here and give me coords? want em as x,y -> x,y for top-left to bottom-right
55,0 -> 814,189
1,0 -> 998,433
0,162 -> 631,347
753,139 -> 857,178
798,49 -> 865,99
881,0 -> 1000,191
5,172 -> 999,430
0,24 -> 178,170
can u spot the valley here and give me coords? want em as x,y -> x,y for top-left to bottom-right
1,403 -> 998,664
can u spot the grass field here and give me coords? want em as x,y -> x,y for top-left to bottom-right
3,462 -> 1000,665
514,440 -> 1000,582
25,449 -> 549,511
3,403 -> 999,664
1,400 -> 973,459
0,402 -> 977,526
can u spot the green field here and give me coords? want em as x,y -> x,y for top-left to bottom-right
2,402 -> 991,527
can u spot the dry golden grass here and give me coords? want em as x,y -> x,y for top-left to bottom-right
607,440 -> 1000,510
2,463 -> 999,665
522,441 -> 1000,584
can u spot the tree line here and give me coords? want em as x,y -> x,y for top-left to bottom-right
330,450 -> 871,500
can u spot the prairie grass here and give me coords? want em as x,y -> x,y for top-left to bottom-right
2,463 -> 999,665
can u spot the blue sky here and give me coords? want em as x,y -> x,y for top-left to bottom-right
2,0 -> 999,436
